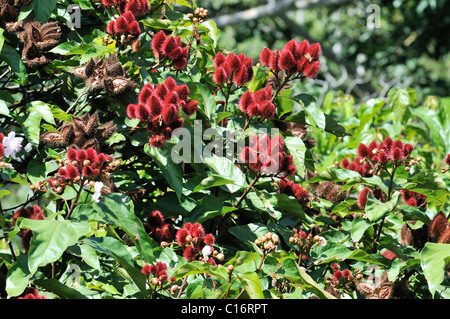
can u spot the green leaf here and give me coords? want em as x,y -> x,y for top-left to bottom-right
410,107 -> 446,151
171,0 -> 192,7
34,278 -> 88,299
0,28 -> 4,53
198,20 -> 219,48
20,219 -> 91,273
187,82 -> 217,120
145,143 -> 184,200
281,258 -> 336,299
186,195 -> 236,224
31,101 -> 55,125
192,175 -> 235,193
228,223 -> 271,251
308,168 -> 360,184
203,154 -> 246,193
324,114 -> 351,137
298,95 -> 325,131
403,170 -> 450,206
27,159 -> 46,185
22,109 -> 42,148
284,136 -> 306,176
0,91 -> 12,117
93,193 -> 155,262
420,242 -> 450,297
387,88 -> 413,121
238,272 -> 264,299
224,251 -> 259,268
173,261 -> 228,280
5,254 -> 32,297
33,0 -> 57,22
351,216 -> 372,242
85,236 -> 148,297
0,44 -> 27,83
49,41 -> 81,55
365,192 -> 399,223
273,193 -> 310,222
276,89 -> 294,118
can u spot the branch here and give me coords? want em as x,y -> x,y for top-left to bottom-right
211,0 -> 351,28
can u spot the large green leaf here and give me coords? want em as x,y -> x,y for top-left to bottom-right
238,272 -> 264,299
403,170 -> 450,206
351,215 -> 372,242
223,251 -> 259,268
85,236 -> 148,297
387,88 -> 414,122
203,154 -> 246,193
281,258 -> 336,299
365,192 -> 399,223
173,260 -> 228,281
308,168 -> 361,184
33,0 -> 57,22
145,143 -> 184,200
5,254 -> 32,297
34,278 -> 88,299
20,219 -> 91,273
93,193 -> 156,262
420,242 -> 450,297
0,44 -> 27,83
284,136 -> 306,176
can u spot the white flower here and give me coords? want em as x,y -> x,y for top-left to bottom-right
3,132 -> 23,159
202,245 -> 212,261
92,181 -> 104,203
318,236 -> 327,246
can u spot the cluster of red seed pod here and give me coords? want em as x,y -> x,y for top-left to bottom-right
32,148 -> 118,195
12,205 -> 45,253
260,39 -> 321,78
276,178 -> 309,205
16,288 -> 47,299
358,137 -> 414,165
127,76 -> 198,148
59,148 -> 113,181
331,263 -> 354,283
101,0 -> 149,17
106,11 -> 141,37
176,222 -> 215,262
151,30 -> 189,70
240,134 -> 296,176
143,210 -> 174,244
400,189 -> 427,208
239,86 -> 276,119
342,137 -> 416,177
212,52 -> 254,87
141,261 -> 175,286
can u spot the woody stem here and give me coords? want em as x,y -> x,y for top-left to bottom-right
234,173 -> 260,208
65,179 -> 86,220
